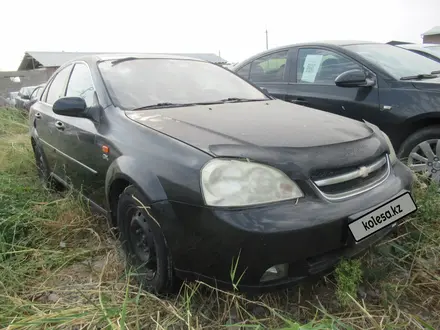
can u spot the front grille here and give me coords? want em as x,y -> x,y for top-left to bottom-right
311,154 -> 390,201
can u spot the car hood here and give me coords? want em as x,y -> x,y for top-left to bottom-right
126,100 -> 373,148
411,77 -> 440,90
125,100 -> 388,178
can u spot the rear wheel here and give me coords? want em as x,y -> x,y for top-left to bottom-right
117,185 -> 178,294
397,126 -> 440,183
32,141 -> 58,190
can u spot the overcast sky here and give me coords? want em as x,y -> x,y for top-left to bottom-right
1,0 -> 439,70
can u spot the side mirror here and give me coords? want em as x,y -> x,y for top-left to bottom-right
53,97 -> 87,117
21,94 -> 30,100
335,69 -> 375,87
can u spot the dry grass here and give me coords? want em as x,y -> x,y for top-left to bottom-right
0,107 -> 439,329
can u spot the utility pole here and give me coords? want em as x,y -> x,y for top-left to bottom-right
265,29 -> 268,50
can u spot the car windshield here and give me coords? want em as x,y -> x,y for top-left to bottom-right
425,45 -> 440,56
98,58 -> 268,110
344,43 -> 440,79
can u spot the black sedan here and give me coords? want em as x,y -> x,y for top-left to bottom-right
29,54 -> 416,293
24,83 -> 45,111
232,41 -> 440,182
15,85 -> 38,109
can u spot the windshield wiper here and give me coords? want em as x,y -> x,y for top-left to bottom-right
131,98 -> 269,110
431,70 -> 440,74
132,102 -> 190,110
217,97 -> 267,103
400,73 -> 439,80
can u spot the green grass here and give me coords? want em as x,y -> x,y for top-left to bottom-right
0,106 -> 439,329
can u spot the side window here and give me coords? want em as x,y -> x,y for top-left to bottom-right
296,48 -> 362,85
46,65 -> 73,104
36,86 -> 44,99
30,87 -> 40,100
236,63 -> 251,80
66,63 -> 96,107
249,50 -> 288,83
41,84 -> 50,102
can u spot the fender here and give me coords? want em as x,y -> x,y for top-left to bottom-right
403,112 -> 440,125
105,155 -> 168,208
400,112 -> 440,143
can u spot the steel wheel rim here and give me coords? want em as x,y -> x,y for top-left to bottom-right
407,139 -> 440,182
128,209 -> 157,280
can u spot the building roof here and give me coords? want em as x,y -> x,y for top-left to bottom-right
422,26 -> 440,36
18,51 -> 228,70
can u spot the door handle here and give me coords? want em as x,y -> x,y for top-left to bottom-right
35,112 -> 42,119
55,121 -> 65,130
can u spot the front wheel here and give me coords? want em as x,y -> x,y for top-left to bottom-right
116,185 -> 178,294
397,126 -> 440,182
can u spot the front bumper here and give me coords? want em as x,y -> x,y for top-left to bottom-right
152,161 -> 414,292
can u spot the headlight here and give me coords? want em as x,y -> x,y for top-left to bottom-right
363,121 -> 397,165
201,159 -> 304,207
381,131 -> 397,164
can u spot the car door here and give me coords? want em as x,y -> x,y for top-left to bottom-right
236,49 -> 292,100
34,64 -> 73,179
54,61 -> 107,205
285,47 -> 380,122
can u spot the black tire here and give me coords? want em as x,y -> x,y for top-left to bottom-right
397,126 -> 440,160
117,185 -> 178,294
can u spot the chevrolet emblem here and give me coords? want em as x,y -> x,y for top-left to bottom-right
358,166 -> 369,178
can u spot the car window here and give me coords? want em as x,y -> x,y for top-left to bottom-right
410,50 -> 440,63
45,65 -> 72,104
30,87 -> 41,100
236,63 -> 251,79
36,86 -> 44,99
41,84 -> 50,102
345,43 -> 440,80
66,63 -> 95,107
98,58 -> 268,110
249,50 -> 288,83
296,48 -> 362,84
425,45 -> 440,56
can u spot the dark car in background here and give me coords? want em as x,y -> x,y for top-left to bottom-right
232,41 -> 440,182
24,84 -> 45,111
15,85 -> 38,109
396,43 -> 440,63
29,53 -> 416,294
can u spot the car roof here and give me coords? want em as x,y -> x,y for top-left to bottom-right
270,40 -> 378,50
70,53 -> 206,64
235,40 -> 380,65
398,43 -> 440,50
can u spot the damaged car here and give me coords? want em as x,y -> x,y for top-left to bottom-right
29,54 -> 417,293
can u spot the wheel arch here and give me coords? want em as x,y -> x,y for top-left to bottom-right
397,113 -> 440,151
105,155 -> 168,227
